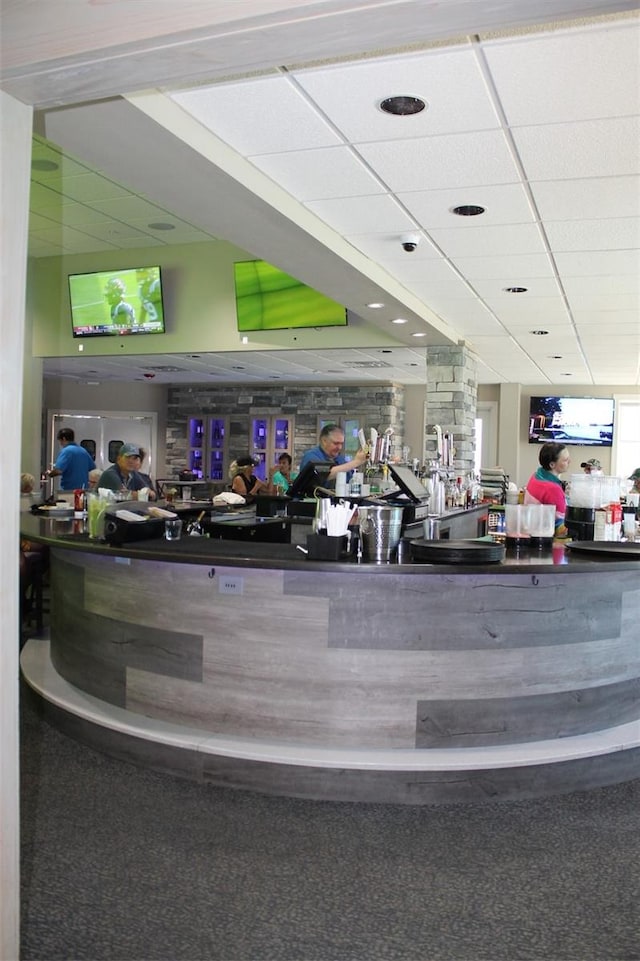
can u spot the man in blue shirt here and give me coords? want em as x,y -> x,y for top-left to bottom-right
299,423 -> 367,489
48,428 -> 96,490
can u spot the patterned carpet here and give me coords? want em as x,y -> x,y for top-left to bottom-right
20,683 -> 640,961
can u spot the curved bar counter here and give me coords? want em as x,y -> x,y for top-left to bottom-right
20,514 -> 640,804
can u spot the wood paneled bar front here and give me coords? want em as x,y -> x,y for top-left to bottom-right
20,515 -> 640,804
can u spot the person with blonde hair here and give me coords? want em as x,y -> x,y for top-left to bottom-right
229,456 -> 268,502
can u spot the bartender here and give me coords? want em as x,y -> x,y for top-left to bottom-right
299,423 -> 367,488
97,443 -> 157,500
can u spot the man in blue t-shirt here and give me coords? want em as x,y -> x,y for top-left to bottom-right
299,423 -> 367,489
48,428 -> 96,490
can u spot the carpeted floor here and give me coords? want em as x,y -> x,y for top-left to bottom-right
20,684 -> 640,961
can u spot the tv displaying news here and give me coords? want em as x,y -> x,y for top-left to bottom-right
234,260 -> 347,332
69,266 -> 165,338
528,396 -> 614,446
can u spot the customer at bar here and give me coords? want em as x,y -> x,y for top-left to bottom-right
269,452 -> 298,494
580,458 -> 602,475
97,443 -> 157,500
230,456 -> 269,503
299,423 -> 367,489
628,468 -> 640,495
47,428 -> 96,490
524,442 -> 571,538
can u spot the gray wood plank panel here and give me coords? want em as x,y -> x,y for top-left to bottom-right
416,677 -> 640,747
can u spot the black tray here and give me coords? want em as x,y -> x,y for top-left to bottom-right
565,540 -> 640,557
410,539 -> 505,564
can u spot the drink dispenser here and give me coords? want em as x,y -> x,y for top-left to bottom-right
566,475 -> 622,541
505,504 -> 555,546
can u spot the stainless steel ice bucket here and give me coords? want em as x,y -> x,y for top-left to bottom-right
358,505 -> 403,563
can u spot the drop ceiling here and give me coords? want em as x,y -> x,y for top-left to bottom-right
3,0 -> 639,388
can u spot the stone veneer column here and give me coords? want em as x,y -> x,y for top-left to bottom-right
425,344 -> 478,474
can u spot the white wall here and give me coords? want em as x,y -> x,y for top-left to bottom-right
1,89 -> 32,961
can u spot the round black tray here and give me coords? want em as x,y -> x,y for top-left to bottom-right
410,539 -> 506,564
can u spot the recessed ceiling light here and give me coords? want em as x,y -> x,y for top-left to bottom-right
379,95 -> 426,116
391,318 -> 408,325
504,286 -> 528,293
531,329 -> 549,335
451,204 -> 485,217
32,159 -> 59,172
147,222 -> 175,231
366,302 -> 385,309
411,332 -> 427,338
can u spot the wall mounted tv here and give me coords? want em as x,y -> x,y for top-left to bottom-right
69,266 -> 165,338
528,396 -> 614,446
234,260 -> 347,332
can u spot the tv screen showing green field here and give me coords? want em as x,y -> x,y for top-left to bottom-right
234,261 -> 347,332
69,266 -> 165,337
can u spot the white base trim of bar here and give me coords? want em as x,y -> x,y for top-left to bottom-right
21,638 -> 640,773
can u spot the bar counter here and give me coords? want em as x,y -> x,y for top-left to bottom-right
20,513 -> 640,804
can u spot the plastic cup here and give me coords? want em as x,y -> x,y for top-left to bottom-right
164,518 -> 183,541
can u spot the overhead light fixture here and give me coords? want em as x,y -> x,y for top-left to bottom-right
411,332 -> 427,338
379,95 -> 426,116
531,330 -> 549,335
391,318 -> 408,325
366,302 -> 385,309
147,222 -> 175,231
504,286 -> 528,293
451,205 -> 485,217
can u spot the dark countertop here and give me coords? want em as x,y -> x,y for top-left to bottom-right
20,512 -> 640,575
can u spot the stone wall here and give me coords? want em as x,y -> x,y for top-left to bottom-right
166,383 -> 406,476
425,344 -> 478,474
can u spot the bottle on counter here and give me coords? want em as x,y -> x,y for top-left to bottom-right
187,510 -> 206,536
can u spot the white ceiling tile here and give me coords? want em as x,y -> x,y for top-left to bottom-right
512,117 -> 640,181
398,182 -> 536,228
169,76 -> 342,154
563,275 -> 639,298
545,217 -> 640,252
405,277 -> 477,300
385,258 -> 461,284
567,292 -> 639,311
305,194 -> 415,234
428,223 -> 546,258
449,252 -> 556,280
482,22 -> 640,125
356,130 -> 521,193
574,312 -> 640,328
554,250 -> 640,277
250,145 -> 385,200
292,46 -> 501,140
530,176 -> 640,221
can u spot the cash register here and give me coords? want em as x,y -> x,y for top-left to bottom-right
378,464 -> 432,532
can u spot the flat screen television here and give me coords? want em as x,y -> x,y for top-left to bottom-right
528,396 -> 614,446
287,462 -> 333,498
69,266 -> 165,338
234,260 -> 347,332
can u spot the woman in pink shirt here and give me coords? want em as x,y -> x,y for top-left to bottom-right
524,442 -> 571,537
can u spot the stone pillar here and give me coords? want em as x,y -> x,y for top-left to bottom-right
425,343 -> 478,474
